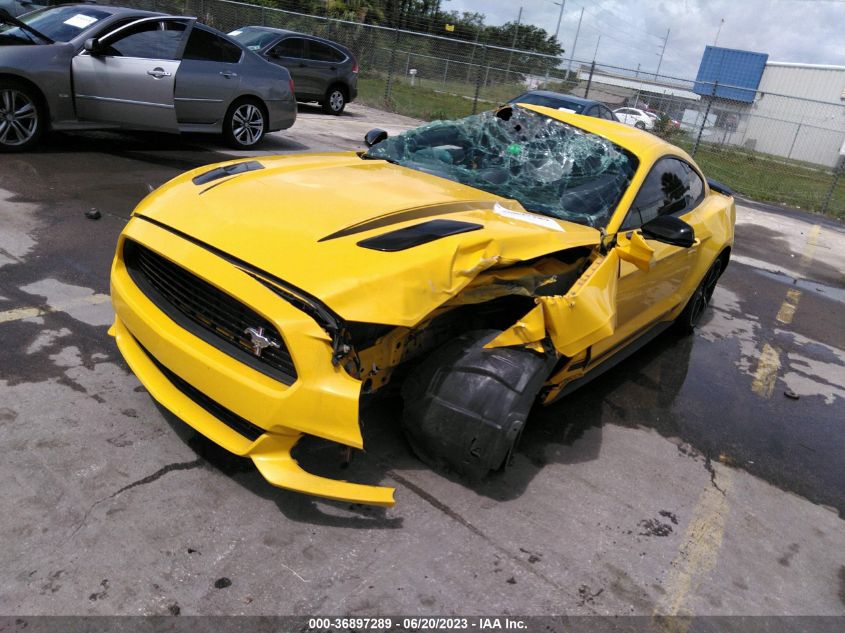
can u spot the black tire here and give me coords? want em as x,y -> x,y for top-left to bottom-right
401,330 -> 554,480
0,79 -> 44,152
321,85 -> 346,115
222,98 -> 267,149
676,258 -> 723,333
634,121 -> 646,130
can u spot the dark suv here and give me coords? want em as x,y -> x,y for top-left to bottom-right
229,26 -> 357,115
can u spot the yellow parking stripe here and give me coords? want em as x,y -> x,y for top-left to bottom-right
0,293 -> 110,324
799,224 -> 821,267
654,469 -> 733,621
775,289 -> 802,325
751,343 -> 781,398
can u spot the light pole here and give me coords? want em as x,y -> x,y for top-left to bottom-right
505,6 -> 523,80
566,6 -> 583,78
655,28 -> 669,78
553,0 -> 566,42
714,18 -> 725,46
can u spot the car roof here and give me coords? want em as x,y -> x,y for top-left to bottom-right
518,103 -> 682,162
513,90 -> 603,107
237,25 -> 350,51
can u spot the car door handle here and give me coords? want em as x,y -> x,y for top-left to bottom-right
147,68 -> 171,79
219,71 -> 238,79
298,63 -> 307,67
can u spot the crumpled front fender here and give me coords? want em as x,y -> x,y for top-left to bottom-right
486,249 -> 620,358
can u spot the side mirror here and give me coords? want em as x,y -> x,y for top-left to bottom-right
364,128 -> 388,147
83,38 -> 101,55
641,215 -> 695,248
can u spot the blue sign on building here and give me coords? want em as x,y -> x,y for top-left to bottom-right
693,46 -> 769,103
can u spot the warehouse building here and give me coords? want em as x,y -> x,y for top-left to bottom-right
692,46 -> 845,168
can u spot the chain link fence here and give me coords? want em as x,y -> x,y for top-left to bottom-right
105,0 -> 845,218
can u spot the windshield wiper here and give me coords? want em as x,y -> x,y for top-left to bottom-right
0,8 -> 54,44
360,153 -> 399,165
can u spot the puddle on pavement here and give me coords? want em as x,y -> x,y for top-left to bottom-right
522,277 -> 845,517
19,278 -> 113,327
0,187 -> 41,268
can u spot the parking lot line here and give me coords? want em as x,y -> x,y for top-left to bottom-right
751,343 -> 781,398
799,224 -> 821,266
0,293 -> 110,324
775,289 -> 802,325
655,469 -> 733,621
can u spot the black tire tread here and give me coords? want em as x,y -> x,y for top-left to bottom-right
401,330 -> 553,480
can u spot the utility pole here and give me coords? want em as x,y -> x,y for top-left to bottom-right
553,0 -> 566,42
714,18 -> 725,46
505,6 -> 523,79
655,28 -> 669,78
592,35 -> 601,61
511,6 -> 523,48
566,6 -> 583,78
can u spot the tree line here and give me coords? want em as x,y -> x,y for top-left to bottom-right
261,0 -> 563,58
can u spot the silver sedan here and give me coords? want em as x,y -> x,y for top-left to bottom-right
0,4 -> 297,151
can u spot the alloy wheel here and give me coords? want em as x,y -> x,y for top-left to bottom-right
689,261 -> 722,325
0,89 -> 38,147
328,90 -> 344,113
231,103 -> 264,146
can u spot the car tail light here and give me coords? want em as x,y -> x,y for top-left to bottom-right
289,78 -> 295,93
352,58 -> 359,74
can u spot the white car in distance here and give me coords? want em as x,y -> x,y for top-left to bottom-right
613,107 -> 655,130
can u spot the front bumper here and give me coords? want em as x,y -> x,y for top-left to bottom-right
110,217 -> 394,506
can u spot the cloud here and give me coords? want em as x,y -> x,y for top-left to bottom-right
444,0 -> 845,78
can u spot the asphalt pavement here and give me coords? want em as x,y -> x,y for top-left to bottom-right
0,103 -> 843,618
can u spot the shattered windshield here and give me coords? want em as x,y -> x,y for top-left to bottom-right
365,106 -> 638,228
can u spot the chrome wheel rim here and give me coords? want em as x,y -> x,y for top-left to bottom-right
329,90 -> 344,112
0,89 -> 38,147
232,104 -> 264,146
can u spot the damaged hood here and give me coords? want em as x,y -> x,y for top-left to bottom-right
133,153 -> 602,326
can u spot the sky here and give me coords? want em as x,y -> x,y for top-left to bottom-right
444,0 -> 845,79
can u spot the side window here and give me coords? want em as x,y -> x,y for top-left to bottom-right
271,37 -> 305,59
308,40 -> 345,62
183,27 -> 242,63
102,20 -> 186,60
92,18 -> 137,39
600,106 -> 615,120
622,158 -> 705,230
584,105 -> 597,117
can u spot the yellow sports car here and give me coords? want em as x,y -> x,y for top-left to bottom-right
109,104 -> 735,506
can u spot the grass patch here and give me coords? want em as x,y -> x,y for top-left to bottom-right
686,144 -> 845,219
358,76 -> 477,121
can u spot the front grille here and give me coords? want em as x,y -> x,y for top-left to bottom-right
136,337 -> 265,442
123,239 -> 297,384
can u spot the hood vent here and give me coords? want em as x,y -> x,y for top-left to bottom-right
357,219 -> 483,252
192,160 -> 264,186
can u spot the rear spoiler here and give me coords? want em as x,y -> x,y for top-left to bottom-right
707,178 -> 733,197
